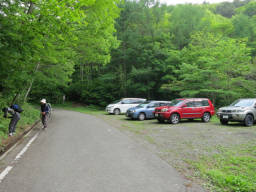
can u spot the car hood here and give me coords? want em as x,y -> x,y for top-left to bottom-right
127,106 -> 144,111
106,104 -> 116,108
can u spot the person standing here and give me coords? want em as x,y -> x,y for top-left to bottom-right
40,99 -> 50,129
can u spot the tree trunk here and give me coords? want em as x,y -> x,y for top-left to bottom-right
24,79 -> 34,102
24,62 -> 40,102
27,1 -> 34,14
11,93 -> 20,105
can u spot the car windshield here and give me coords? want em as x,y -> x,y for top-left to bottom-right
168,99 -> 184,107
111,100 -> 121,104
137,102 -> 150,108
230,99 -> 255,107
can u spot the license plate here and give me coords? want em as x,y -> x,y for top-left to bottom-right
223,115 -> 228,119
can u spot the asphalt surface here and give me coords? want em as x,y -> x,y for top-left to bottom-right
0,110 -> 204,192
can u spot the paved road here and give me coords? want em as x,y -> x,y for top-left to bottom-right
0,110 -> 204,192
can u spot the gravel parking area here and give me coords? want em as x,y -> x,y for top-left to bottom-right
99,114 -> 256,191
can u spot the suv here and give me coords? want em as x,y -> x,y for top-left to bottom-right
154,98 -> 215,124
217,98 -> 256,126
106,98 -> 146,115
126,101 -> 171,121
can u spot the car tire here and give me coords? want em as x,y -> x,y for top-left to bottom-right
169,113 -> 180,124
157,118 -> 164,123
220,119 -> 228,125
244,114 -> 254,127
202,112 -> 211,122
138,113 -> 146,121
114,108 -> 120,115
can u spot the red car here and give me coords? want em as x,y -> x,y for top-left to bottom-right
154,98 -> 215,124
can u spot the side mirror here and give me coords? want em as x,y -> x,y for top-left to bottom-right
121,101 -> 124,104
182,104 -> 187,108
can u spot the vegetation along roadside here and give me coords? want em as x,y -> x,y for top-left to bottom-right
0,103 -> 39,150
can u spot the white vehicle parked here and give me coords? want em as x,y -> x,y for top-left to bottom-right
106,98 -> 146,115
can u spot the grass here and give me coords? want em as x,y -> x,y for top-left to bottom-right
54,102 -> 104,115
192,143 -> 256,192
0,103 -> 39,146
211,115 -> 219,123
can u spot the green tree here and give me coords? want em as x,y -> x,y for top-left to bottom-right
169,4 -> 206,49
165,32 -> 252,105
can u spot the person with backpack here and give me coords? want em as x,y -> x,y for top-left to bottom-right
2,104 -> 22,136
40,99 -> 50,129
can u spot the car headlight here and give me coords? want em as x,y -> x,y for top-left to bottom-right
161,108 -> 168,112
130,110 -> 135,113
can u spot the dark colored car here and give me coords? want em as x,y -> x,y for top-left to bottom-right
154,98 -> 215,124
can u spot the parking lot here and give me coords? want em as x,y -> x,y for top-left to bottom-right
100,114 -> 256,191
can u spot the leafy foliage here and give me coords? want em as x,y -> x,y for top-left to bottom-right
68,0 -> 256,108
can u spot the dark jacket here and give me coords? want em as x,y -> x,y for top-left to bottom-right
41,104 -> 50,113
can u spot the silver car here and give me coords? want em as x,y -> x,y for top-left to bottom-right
217,98 -> 256,126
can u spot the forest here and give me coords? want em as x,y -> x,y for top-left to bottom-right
0,0 -> 256,108
0,1 -> 256,191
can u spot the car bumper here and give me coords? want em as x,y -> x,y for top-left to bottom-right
217,113 -> 246,121
126,112 -> 138,119
154,112 -> 170,120
106,108 -> 114,114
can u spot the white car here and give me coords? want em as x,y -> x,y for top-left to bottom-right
106,98 -> 146,115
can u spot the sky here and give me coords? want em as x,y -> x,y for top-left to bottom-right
159,0 -> 233,5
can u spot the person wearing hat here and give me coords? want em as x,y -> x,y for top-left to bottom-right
40,99 -> 50,128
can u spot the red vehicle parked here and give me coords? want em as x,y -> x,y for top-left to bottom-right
154,98 -> 215,124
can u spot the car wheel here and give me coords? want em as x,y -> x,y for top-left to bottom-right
169,113 -> 180,124
114,108 -> 120,115
220,119 -> 228,125
138,113 -> 146,121
157,118 -> 164,123
202,112 -> 211,122
244,114 -> 254,127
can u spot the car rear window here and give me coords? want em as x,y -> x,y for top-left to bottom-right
202,100 -> 210,106
128,99 -> 145,104
193,101 -> 203,107
185,100 -> 209,107
134,100 -> 145,104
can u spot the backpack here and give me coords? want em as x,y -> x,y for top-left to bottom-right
11,104 -> 23,113
46,103 -> 51,112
